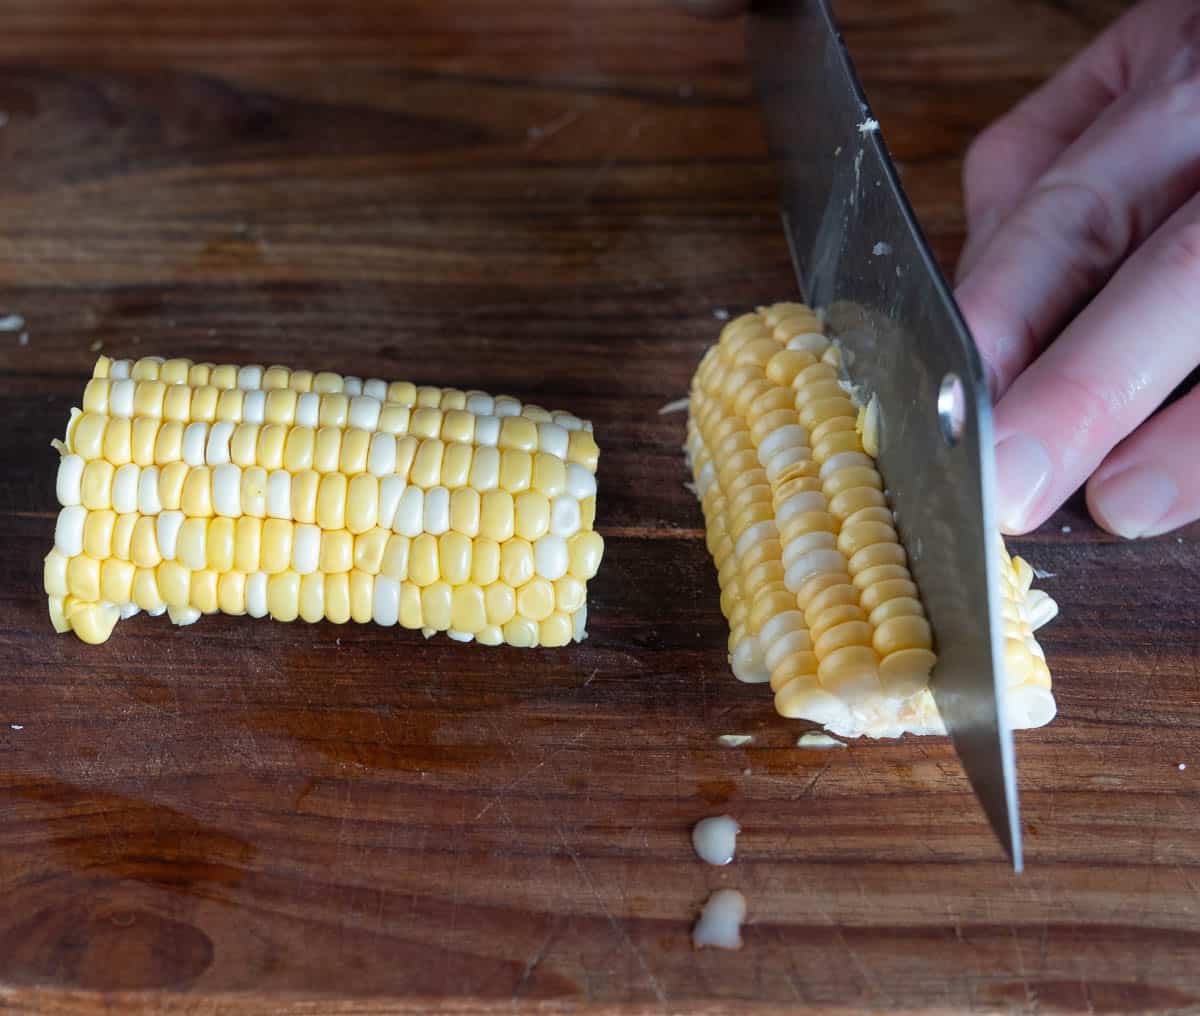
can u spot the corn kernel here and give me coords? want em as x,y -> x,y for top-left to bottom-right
207,516 -> 236,572
317,472 -> 348,531
284,426 -> 315,471
340,428 -> 370,474
514,490 -> 550,541
398,581 -> 423,628
191,385 -> 219,422
261,519 -> 293,574
268,571 -> 301,622
420,581 -> 453,631
299,571 -> 325,623
354,528 -> 390,575
67,554 -> 102,601
441,442 -> 473,488
80,459 -> 115,510
484,582 -> 516,626
500,449 -> 532,493
411,438 -> 445,488
480,490 -> 514,542
346,474 -> 379,534
517,577 -> 555,621
471,538 -> 501,586
83,510 -> 116,559
349,569 -> 374,624
320,529 -> 353,574
291,470 -> 319,525
409,533 -> 440,587
440,532 -> 472,585
325,573 -> 351,624
500,538 -> 534,588
450,584 -> 486,633
314,426 -> 342,473
257,424 -> 287,471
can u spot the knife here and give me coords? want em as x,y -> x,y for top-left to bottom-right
749,0 -> 1022,868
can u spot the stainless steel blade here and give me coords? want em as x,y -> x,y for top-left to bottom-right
749,0 -> 1021,868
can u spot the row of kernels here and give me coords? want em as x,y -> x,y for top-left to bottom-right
92,356 -> 592,431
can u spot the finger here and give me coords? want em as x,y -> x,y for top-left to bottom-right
957,0 -> 1200,280
991,190 -> 1200,534
672,0 -> 748,17
1087,385 -> 1200,538
956,63 -> 1200,401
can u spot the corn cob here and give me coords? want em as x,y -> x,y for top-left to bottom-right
686,303 -> 1057,738
45,356 -> 603,646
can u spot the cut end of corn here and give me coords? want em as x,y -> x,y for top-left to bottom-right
46,356 -> 603,647
686,303 -> 1057,739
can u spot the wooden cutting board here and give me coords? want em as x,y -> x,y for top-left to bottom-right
5,1 -> 1198,1012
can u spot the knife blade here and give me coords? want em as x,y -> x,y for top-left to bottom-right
749,0 -> 1022,868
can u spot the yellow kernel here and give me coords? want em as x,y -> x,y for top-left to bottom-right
83,510 -> 116,559
257,424 -> 287,471
299,572 -> 325,623
187,363 -> 212,387
67,554 -> 102,601
181,466 -> 213,517
207,516 -> 236,572
266,388 -> 299,426
215,388 -> 244,422
409,533 -> 440,587
320,529 -> 354,573
316,472 -> 348,531
439,389 -> 466,411
313,426 -> 342,473
131,417 -> 160,465
291,470 -> 319,524
532,453 -> 566,496
500,449 -> 532,493
261,519 -> 294,574
289,369 -> 314,393
539,612 -> 573,647
580,496 -> 597,529
134,380 -> 167,418
387,381 -> 417,406
235,516 -> 262,572
450,487 -> 481,536
158,461 -> 189,511
416,386 -> 442,408
442,409 -> 475,444
241,466 -> 268,517
398,581 -> 422,629
154,420 -> 184,464
381,534 -> 411,580
102,417 -> 132,465
263,365 -> 291,390
313,371 -> 344,394
112,513 -> 136,560
210,364 -> 238,390
394,435 -> 418,480
502,616 -> 538,648
349,570 -> 374,623
411,438 -> 445,488
450,584 -> 487,633
71,412 -> 107,460
517,577 -> 555,621
132,568 -> 165,612
319,393 -> 349,427
567,430 -> 599,470
267,571 -> 301,622
499,538 -> 534,587
568,530 -> 604,580
283,426 -> 315,471
476,625 -> 504,646
159,358 -> 191,384
441,443 -> 473,488
100,558 -> 135,604
191,385 -> 219,422
468,539 -> 499,587
554,575 -> 586,613
80,459 -> 115,510
514,490 -> 550,541
378,405 -> 411,435
353,528 -> 390,575
439,532 -> 472,585
498,416 -> 538,452
325,573 -> 351,624
339,428 -> 370,474
82,378 -> 111,414
420,581 -> 453,630
162,384 -> 192,422
480,490 -> 514,542
218,571 -> 247,615
346,474 -> 379,534
484,582 -> 516,626
176,516 -> 208,570
410,407 -> 444,440
469,446 -> 500,490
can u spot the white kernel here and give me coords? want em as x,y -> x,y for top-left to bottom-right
551,411 -> 584,431
156,510 -> 184,559
349,395 -> 381,431
367,432 -> 397,476
493,396 -> 521,417
267,470 -> 292,519
246,572 -> 268,618
465,392 -> 494,415
242,389 -> 266,425
534,534 -> 569,580
108,358 -> 132,380
537,422 -> 569,459
474,415 -> 501,447
54,505 -> 86,556
758,424 -> 808,465
379,474 -> 407,530
295,392 -> 320,428
237,365 -> 264,390
565,462 -> 597,499
343,376 -> 363,397
363,378 -> 388,400
182,422 -> 208,466
777,491 -> 827,526
447,629 -> 474,642
423,485 -> 450,535
212,463 -> 242,517
784,549 -> 848,593
112,463 -> 139,514
781,530 -> 836,569
692,815 -> 740,866
393,486 -> 424,537
819,451 -> 873,478
56,454 -> 84,506
205,421 -> 234,465
549,496 -> 581,537
109,378 -> 136,418
372,575 -> 400,626
292,523 -> 320,574
765,445 -> 812,484
735,519 -> 777,558
137,466 -> 162,515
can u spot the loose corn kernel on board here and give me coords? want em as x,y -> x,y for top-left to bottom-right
8,0 -> 1200,1009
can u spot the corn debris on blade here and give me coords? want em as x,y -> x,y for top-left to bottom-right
686,303 -> 1057,738
47,356 -> 603,646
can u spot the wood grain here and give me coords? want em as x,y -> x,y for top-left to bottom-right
5,1 -> 1199,1013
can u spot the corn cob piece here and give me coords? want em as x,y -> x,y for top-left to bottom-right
46,356 -> 603,646
686,303 -> 1057,738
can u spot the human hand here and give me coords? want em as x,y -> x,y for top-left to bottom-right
957,0 -> 1200,538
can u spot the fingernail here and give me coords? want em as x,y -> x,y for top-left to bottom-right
1091,466 -> 1178,539
995,434 -> 1052,533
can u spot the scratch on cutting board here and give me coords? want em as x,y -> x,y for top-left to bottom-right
512,921 -> 561,1003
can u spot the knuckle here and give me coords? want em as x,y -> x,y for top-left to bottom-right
1157,217 -> 1200,282
1025,178 -> 1130,283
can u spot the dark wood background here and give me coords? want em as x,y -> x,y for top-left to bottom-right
5,1 -> 1199,1012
